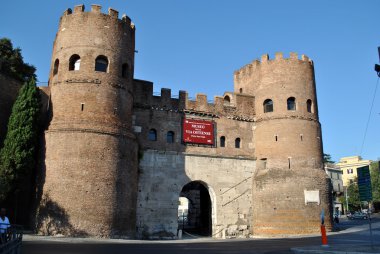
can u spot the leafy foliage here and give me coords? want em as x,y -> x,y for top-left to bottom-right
340,161 -> 380,211
370,161 -> 380,202
323,153 -> 334,164
0,79 -> 41,201
0,38 -> 36,81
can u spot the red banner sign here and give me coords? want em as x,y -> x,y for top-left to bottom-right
182,118 -> 214,145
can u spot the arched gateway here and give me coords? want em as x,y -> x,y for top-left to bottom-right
178,181 -> 213,236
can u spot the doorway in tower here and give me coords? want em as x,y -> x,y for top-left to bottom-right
178,181 -> 212,236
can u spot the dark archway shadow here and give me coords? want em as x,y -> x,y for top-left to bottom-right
179,181 -> 212,236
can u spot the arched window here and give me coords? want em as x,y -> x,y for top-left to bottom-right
287,97 -> 296,111
148,129 -> 157,141
69,54 -> 81,71
167,131 -> 174,143
220,136 -> 226,147
307,99 -> 313,113
224,96 -> 230,106
235,138 -> 241,148
95,55 -> 108,72
53,59 -> 59,75
263,99 -> 273,113
122,63 -> 128,78
239,88 -> 243,93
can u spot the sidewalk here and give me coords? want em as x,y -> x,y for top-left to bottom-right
291,215 -> 380,254
291,244 -> 380,254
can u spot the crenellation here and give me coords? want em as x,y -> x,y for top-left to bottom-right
195,93 -> 208,111
108,8 -> 119,18
73,4 -> 84,13
275,52 -> 283,60
214,96 -> 224,111
302,54 -> 311,62
91,4 -> 101,13
63,8 -> 72,16
160,88 -> 172,107
122,14 -> 132,24
178,90 -> 187,109
261,54 -> 269,62
289,52 -> 298,60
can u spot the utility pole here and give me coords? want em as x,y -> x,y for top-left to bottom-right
375,47 -> 380,77
345,186 -> 349,213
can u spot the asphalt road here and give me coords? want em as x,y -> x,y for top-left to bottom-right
22,215 -> 380,254
22,237 -> 320,254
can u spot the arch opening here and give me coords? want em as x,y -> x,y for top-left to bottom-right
307,99 -> 313,113
263,99 -> 273,113
95,55 -> 109,72
69,54 -> 80,71
287,97 -> 296,111
53,59 -> 59,75
223,96 -> 230,106
178,181 -> 212,236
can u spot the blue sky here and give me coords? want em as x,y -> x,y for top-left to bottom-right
1,0 -> 379,162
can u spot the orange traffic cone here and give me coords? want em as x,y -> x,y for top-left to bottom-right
320,224 -> 328,246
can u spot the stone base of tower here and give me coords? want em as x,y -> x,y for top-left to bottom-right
36,130 -> 138,238
252,168 -> 332,236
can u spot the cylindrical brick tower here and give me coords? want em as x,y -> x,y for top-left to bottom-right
235,52 -> 332,235
37,5 -> 138,238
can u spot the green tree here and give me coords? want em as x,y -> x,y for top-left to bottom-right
0,38 -> 36,82
340,179 -> 361,211
323,153 -> 335,164
0,78 -> 41,201
370,161 -> 380,202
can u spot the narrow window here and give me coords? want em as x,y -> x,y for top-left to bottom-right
81,103 -> 84,111
239,88 -> 243,93
224,96 -> 230,106
167,131 -> 174,143
307,99 -> 313,113
122,63 -> 128,78
275,135 -> 278,142
287,97 -> 296,111
95,55 -> 109,72
263,99 -> 273,113
114,108 -> 118,115
220,136 -> 226,147
235,138 -> 241,148
260,158 -> 267,169
300,134 -> 303,141
69,54 -> 81,71
288,158 -> 291,169
148,129 -> 157,141
53,59 -> 59,75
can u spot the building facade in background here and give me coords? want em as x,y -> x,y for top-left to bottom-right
325,163 -> 344,213
336,156 -> 372,187
33,4 -> 332,239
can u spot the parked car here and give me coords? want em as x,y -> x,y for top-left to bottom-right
348,211 -> 368,220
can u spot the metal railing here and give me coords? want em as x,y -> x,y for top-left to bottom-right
0,224 -> 23,254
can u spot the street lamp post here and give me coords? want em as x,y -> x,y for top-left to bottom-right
345,186 -> 349,213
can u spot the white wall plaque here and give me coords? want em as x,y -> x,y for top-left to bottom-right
304,190 -> 320,205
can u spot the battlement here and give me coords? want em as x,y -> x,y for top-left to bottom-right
133,79 -> 255,119
234,52 -> 313,79
62,4 -> 133,27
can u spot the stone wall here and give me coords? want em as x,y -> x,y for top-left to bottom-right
252,168 -> 333,235
37,4 -> 138,238
136,150 -> 255,239
38,131 -> 137,237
